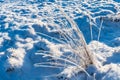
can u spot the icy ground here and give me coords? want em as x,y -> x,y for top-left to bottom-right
0,0 -> 120,80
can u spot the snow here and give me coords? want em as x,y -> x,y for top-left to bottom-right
0,0 -> 120,80
88,41 -> 120,80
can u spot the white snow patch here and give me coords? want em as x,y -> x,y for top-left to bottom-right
4,48 -> 26,70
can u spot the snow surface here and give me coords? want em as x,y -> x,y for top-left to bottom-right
0,0 -> 120,80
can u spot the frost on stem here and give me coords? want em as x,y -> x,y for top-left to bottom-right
34,1 -> 94,77
34,0 -> 120,78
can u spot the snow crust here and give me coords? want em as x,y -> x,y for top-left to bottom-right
0,0 -> 120,80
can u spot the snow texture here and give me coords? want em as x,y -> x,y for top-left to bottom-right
0,0 -> 120,80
